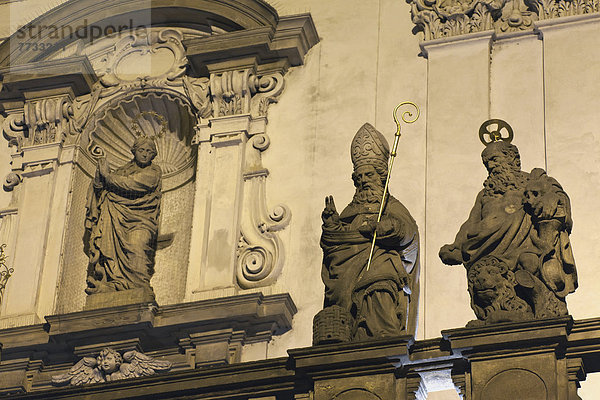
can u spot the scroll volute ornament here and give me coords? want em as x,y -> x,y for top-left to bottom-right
100,29 -> 187,90
2,95 -> 74,150
209,69 -> 285,118
236,133 -> 291,289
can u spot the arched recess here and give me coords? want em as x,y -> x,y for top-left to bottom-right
0,0 -> 318,325
0,0 -> 278,66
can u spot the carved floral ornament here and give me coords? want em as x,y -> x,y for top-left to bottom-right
408,0 -> 600,39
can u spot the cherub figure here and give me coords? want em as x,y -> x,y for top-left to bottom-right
52,347 -> 172,386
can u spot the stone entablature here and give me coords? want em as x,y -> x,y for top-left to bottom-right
1,317 -> 598,399
408,0 -> 600,40
0,293 -> 296,395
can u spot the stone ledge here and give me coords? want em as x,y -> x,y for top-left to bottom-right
4,317 -> 600,399
289,335 -> 412,376
442,316 -> 573,356
0,56 -> 97,98
185,13 -> 319,71
0,293 -> 295,362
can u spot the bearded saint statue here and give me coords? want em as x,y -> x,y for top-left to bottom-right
319,123 -> 420,340
85,136 -> 162,301
439,135 -> 577,324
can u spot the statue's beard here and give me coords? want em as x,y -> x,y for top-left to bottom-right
483,164 -> 526,198
352,183 -> 384,204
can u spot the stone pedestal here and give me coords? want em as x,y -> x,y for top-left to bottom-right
84,288 -> 155,310
289,336 -> 415,400
444,317 -> 584,400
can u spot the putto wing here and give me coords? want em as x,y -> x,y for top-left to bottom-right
52,357 -> 104,386
120,350 -> 172,378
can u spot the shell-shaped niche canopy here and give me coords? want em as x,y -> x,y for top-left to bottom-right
85,92 -> 197,190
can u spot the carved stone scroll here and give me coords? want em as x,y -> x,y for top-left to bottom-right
2,94 -> 74,150
237,134 -> 291,289
208,69 -> 285,118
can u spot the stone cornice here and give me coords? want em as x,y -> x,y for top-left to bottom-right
37,292 -> 296,340
3,317 -> 600,398
0,0 -> 280,67
185,13 -> 319,71
0,57 -> 97,100
408,0 -> 600,41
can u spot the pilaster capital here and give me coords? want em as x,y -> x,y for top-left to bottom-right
408,0 -> 600,41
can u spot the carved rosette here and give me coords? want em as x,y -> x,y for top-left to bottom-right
409,0 -> 600,39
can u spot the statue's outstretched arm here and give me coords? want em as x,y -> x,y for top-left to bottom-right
440,191 -> 484,265
105,167 -> 161,195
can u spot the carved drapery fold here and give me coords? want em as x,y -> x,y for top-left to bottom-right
408,0 -> 600,40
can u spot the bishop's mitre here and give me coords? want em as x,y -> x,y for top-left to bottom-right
350,123 -> 390,173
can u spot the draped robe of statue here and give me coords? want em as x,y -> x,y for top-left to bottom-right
85,160 -> 162,296
321,195 -> 420,339
441,138 -> 578,321
448,169 -> 577,302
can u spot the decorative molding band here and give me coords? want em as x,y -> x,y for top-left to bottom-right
409,0 -> 600,40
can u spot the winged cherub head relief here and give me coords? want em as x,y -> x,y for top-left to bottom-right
52,347 -> 172,386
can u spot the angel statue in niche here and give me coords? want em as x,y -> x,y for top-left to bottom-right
51,347 -> 172,386
85,123 -> 163,302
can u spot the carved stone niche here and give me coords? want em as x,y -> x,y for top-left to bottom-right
0,0 -> 318,323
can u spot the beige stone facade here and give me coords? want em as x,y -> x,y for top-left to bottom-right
0,0 -> 598,398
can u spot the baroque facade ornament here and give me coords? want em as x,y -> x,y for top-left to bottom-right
51,348 -> 172,386
408,0 -> 600,39
2,94 -> 75,150
236,133 -> 291,289
440,120 -> 577,326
